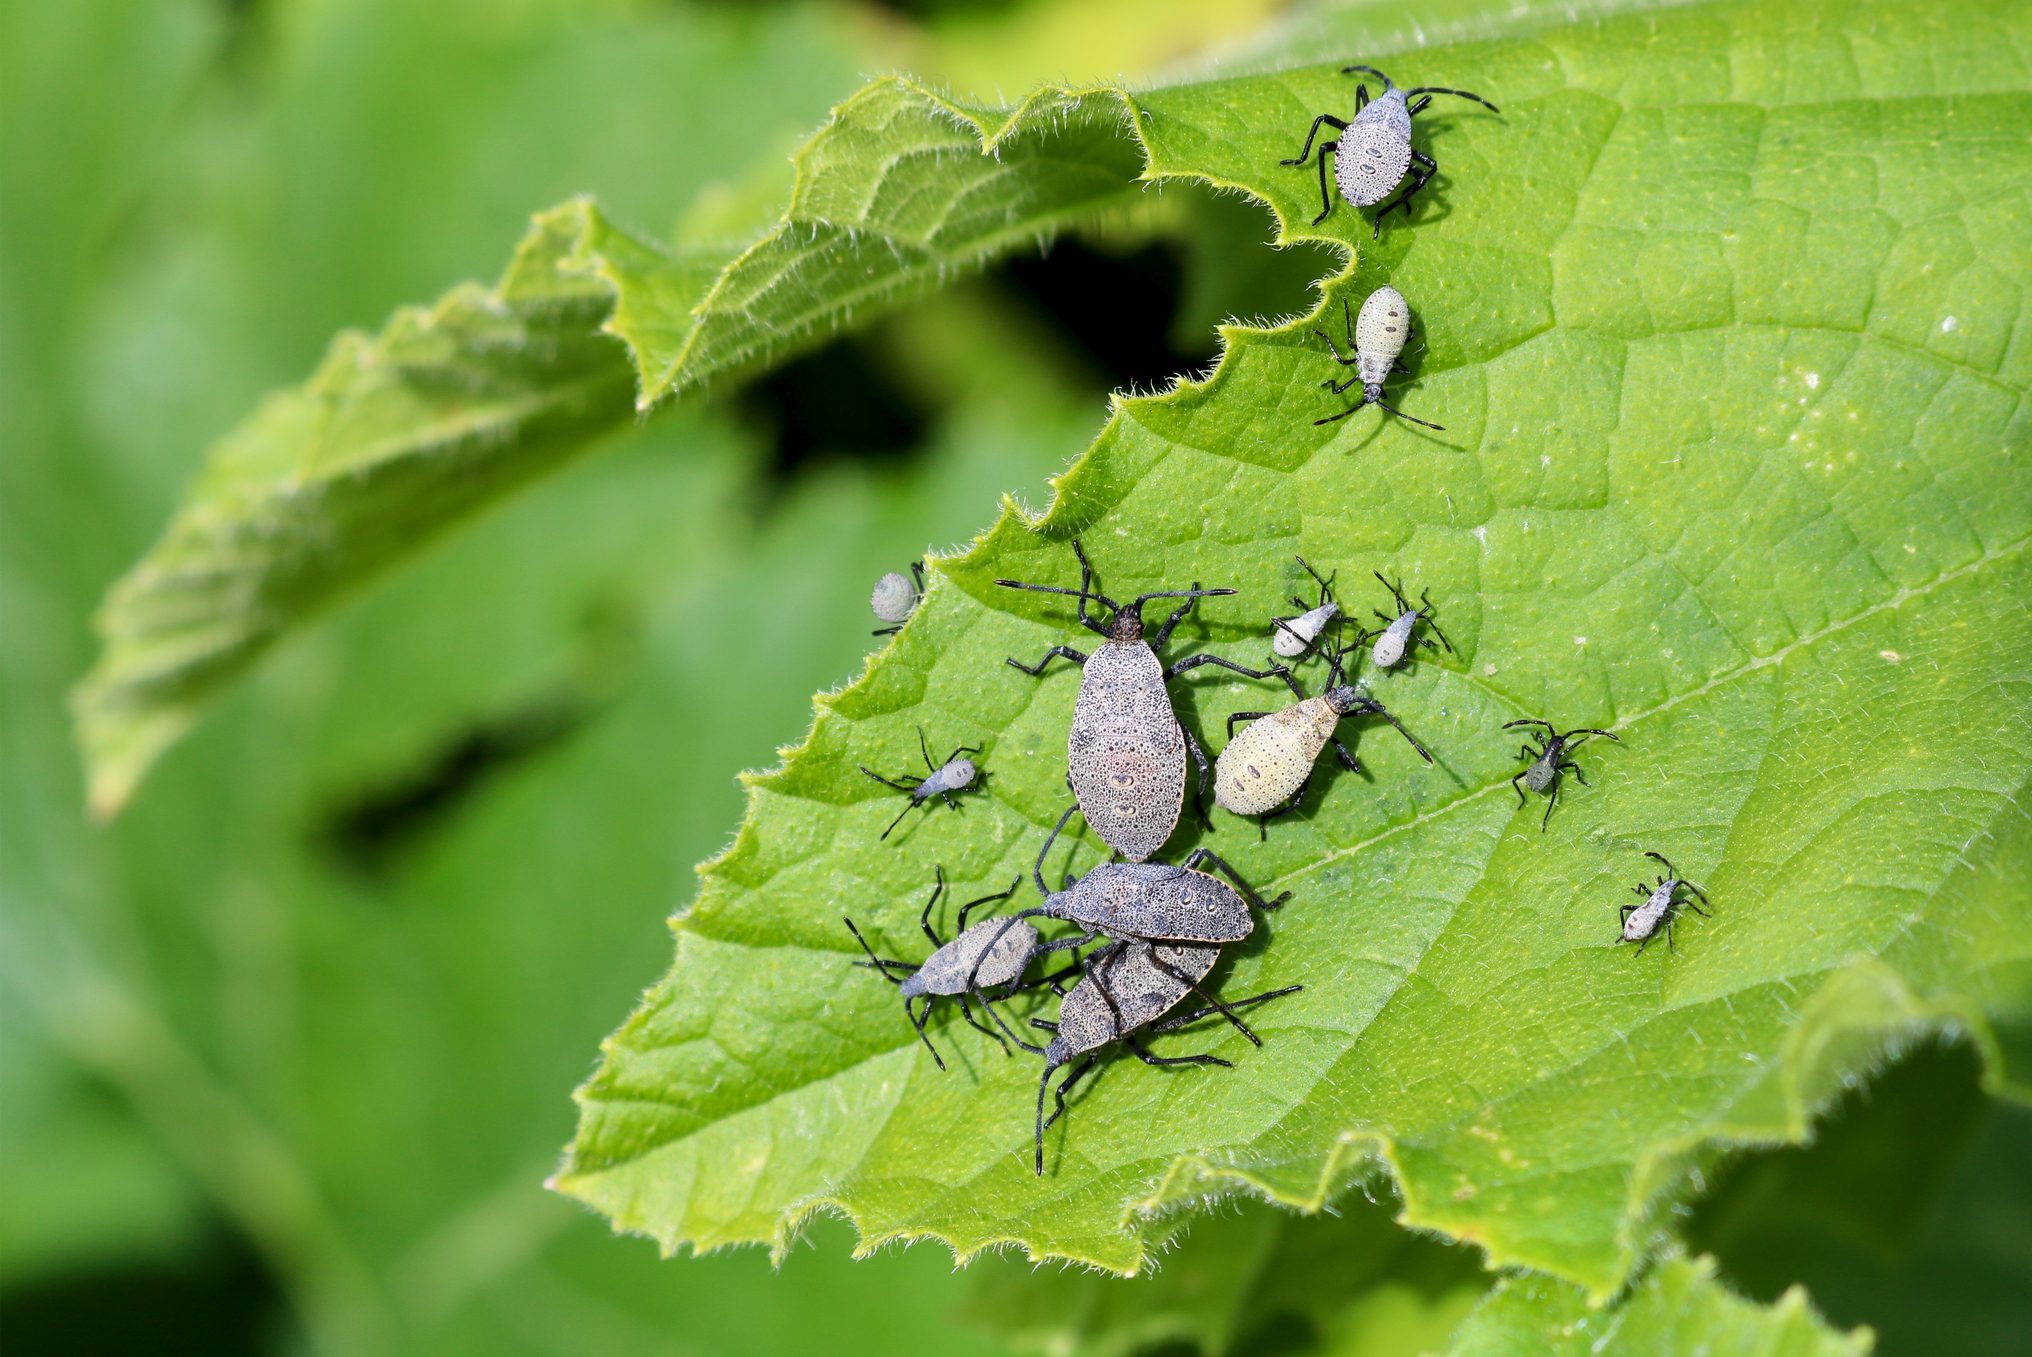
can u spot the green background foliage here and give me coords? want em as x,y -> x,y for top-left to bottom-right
6,0 -> 2027,1355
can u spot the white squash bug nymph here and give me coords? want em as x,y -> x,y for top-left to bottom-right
870,561 -> 925,635
857,726 -> 984,840
1618,851 -> 1711,954
1270,555 -> 1341,661
1281,63 -> 1499,237
1359,571 -> 1453,670
1316,288 -> 1444,430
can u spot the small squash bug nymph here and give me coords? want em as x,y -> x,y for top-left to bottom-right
1316,289 -> 1444,430
1360,571 -> 1453,670
871,561 -> 924,635
1505,718 -> 1619,831
1619,851 -> 1712,953
1270,555 -> 1342,661
1281,63 -> 1498,236
858,726 -> 983,840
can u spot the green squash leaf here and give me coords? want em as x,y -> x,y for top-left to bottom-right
553,0 -> 2032,1301
1444,1255 -> 1867,1357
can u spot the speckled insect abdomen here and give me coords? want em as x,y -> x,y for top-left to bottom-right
1068,643 -> 1185,862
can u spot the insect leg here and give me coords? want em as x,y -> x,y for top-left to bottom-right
954,994 -> 1011,1054
1564,761 -> 1590,786
1225,710 -> 1271,740
1148,953 -> 1263,1046
1342,698 -> 1433,764
1310,140 -> 1340,224
1682,881 -> 1713,916
916,868 -> 948,947
1123,1036 -> 1232,1069
1540,777 -> 1559,831
1619,904 -> 1637,923
956,876 -> 1023,932
1329,736 -> 1362,773
1007,644 -> 1089,676
1178,847 -> 1291,912
1150,984 -> 1304,1034
1165,653 -> 1285,681
1032,801 -> 1081,896
1424,616 -> 1456,655
907,995 -> 948,1072
1374,150 -> 1436,236
1280,113 -> 1350,166
1316,299 -> 1361,366
1323,370 -> 1364,395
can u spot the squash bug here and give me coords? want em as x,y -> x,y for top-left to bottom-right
1505,718 -> 1619,831
843,867 -> 1087,1070
858,726 -> 983,841
1281,63 -> 1498,236
871,561 -> 924,635
1215,640 -> 1432,833
1270,555 -> 1341,661
998,539 -> 1285,862
994,937 -> 1302,1174
1316,288 -> 1443,430
1359,571 -> 1453,670
964,802 -> 1290,1008
1620,851 -> 1711,953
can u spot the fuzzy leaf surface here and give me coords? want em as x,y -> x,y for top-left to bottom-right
555,0 -> 2032,1297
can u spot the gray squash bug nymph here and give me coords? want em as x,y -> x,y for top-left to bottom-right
998,539 -> 1285,862
965,803 -> 1291,1008
871,561 -> 924,635
1619,851 -> 1712,954
1282,63 -> 1498,236
1215,641 -> 1432,834
1359,571 -> 1453,670
858,726 -> 983,840
1316,289 -> 1443,430
843,867 -> 1086,1071
1000,938 -> 1301,1174
1505,718 -> 1619,831
1270,555 -> 1342,661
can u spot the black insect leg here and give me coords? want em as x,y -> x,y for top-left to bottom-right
1150,588 -> 1202,648
1511,772 -> 1529,808
1329,737 -> 1362,773
1562,761 -> 1590,787
1540,776 -> 1560,831
916,868 -> 948,947
954,994 -> 1011,1055
1165,653 -> 1285,682
1181,725 -> 1214,831
1007,644 -> 1090,676
955,877 -> 1022,932
1036,1054 -> 1099,1173
1123,1036 -> 1231,1069
1619,904 -> 1637,924
1310,140 -> 1341,224
1178,847 -> 1291,911
907,995 -> 948,1072
1225,710 -> 1272,740
1280,112 -> 1348,167
1147,953 -> 1264,1047
1374,149 -> 1435,237
1317,298 -> 1362,366
1149,984 -> 1304,1034
1682,882 -> 1713,917
1341,698 -> 1433,764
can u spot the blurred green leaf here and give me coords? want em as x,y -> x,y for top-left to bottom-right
73,71 -> 1152,816
554,0 -> 2032,1303
964,1183 -> 1485,1357
1442,1255 -> 1866,1357
1689,1042 -> 2032,1357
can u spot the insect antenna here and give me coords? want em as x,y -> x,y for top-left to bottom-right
1373,399 -> 1446,431
1403,86 -> 1499,113
1339,63 -> 1394,88
880,797 -> 919,841
842,918 -> 915,984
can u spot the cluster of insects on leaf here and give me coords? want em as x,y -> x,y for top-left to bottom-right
839,62 -> 1720,1175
